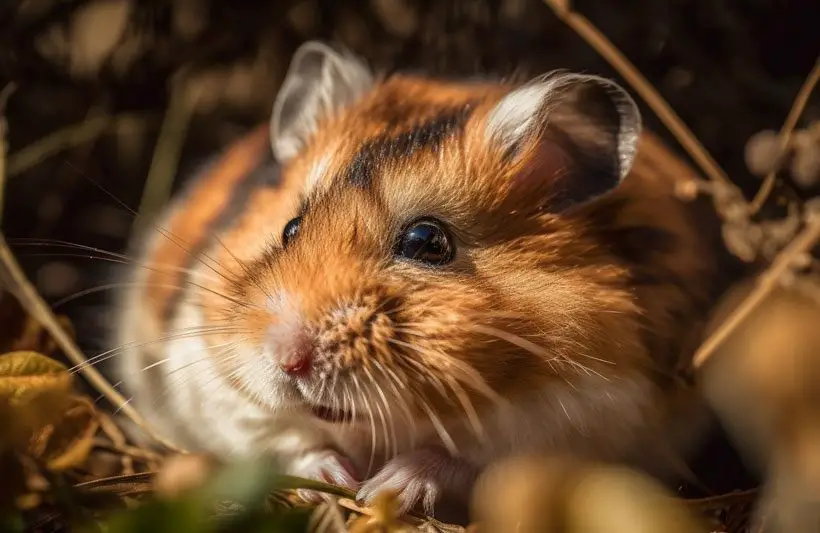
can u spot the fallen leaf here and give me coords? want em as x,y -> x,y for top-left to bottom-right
29,395 -> 99,471
0,351 -> 73,451
0,350 -> 72,399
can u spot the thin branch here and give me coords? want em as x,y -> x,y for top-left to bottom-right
542,0 -> 740,194
748,55 -> 820,215
692,213 -> 820,368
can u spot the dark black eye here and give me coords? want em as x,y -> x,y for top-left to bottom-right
282,216 -> 302,247
396,219 -> 455,266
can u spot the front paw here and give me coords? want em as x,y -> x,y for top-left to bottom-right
289,449 -> 359,502
356,447 -> 477,517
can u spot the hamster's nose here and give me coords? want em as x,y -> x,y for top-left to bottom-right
279,331 -> 314,376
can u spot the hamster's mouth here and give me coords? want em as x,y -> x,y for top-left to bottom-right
310,405 -> 354,424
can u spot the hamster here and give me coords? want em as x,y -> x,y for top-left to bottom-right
113,41 -> 724,516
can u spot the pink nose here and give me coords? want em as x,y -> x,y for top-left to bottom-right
279,334 -> 313,375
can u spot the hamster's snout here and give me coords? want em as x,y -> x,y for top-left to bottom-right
278,330 -> 314,376
266,316 -> 315,377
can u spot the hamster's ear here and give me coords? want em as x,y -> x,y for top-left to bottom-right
270,41 -> 374,162
486,72 -> 641,208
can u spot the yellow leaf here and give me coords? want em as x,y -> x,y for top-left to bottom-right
0,351 -> 73,451
0,350 -> 71,388
35,395 -> 99,471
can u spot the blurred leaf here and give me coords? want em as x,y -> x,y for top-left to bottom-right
31,395 -> 99,471
473,456 -> 706,533
0,350 -> 72,399
97,498 -> 208,533
0,351 -> 73,452
95,460 -> 318,533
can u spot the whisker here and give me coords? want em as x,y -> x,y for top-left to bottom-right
472,324 -> 610,380
49,280 -> 226,309
74,325 -> 248,373
351,373 -> 377,478
390,336 -> 507,406
416,393 -> 458,456
64,162 -> 237,286
11,239 -> 223,284
388,339 -> 490,441
211,233 -> 272,300
364,364 -> 396,462
373,361 -> 416,449
443,374 -> 485,441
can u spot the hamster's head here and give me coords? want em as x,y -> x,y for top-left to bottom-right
207,42 -> 651,456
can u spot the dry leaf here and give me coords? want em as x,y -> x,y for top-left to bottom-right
29,395 -> 99,471
0,351 -> 73,451
0,350 -> 72,399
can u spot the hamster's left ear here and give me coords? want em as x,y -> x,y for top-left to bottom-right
270,41 -> 374,163
485,72 -> 642,208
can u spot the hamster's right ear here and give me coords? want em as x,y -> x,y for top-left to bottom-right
485,72 -> 642,209
270,41 -> 374,163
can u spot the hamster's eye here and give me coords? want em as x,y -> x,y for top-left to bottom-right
282,216 -> 302,247
396,219 -> 454,266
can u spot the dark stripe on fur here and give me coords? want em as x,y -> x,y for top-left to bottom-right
343,105 -> 475,188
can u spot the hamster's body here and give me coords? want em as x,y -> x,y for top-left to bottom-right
114,42 -> 725,516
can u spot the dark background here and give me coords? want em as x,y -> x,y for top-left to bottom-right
1,0 -> 818,507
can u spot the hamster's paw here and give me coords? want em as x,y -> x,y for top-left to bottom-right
356,446 -> 477,516
289,449 -> 359,503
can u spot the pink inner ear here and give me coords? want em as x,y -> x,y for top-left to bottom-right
508,134 -> 573,200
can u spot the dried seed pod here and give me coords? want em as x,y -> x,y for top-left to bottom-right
790,130 -> 820,189
745,129 -> 783,177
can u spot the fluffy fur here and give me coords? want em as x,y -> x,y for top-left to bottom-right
114,41 -> 722,517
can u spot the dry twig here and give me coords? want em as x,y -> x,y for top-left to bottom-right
693,212 -> 820,368
748,56 -> 820,215
542,0 -> 738,195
